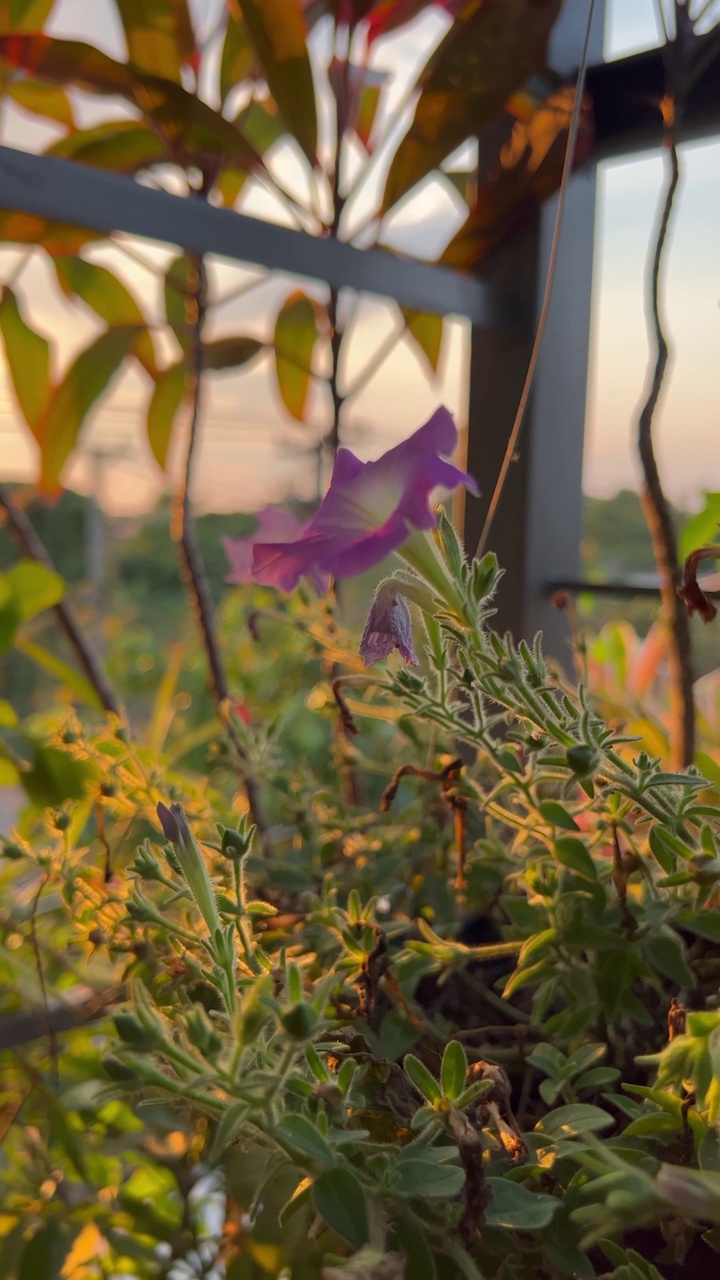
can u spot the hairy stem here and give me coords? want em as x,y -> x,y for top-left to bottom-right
170,255 -> 270,849
0,484 -> 123,718
637,130 -> 695,768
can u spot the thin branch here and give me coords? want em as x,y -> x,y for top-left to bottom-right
0,484 -> 123,718
636,111 -> 695,767
28,875 -> 59,1087
474,0 -> 597,559
169,254 -> 270,851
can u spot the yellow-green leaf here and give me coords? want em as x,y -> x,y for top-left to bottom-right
7,77 -> 74,126
0,286 -> 52,438
54,256 -> 157,376
204,336 -> 264,371
0,0 -> 57,33
47,121 -> 166,173
273,290 -> 320,421
233,0 -> 317,164
146,360 -> 188,470
115,0 -> 197,84
220,8 -> 254,103
0,210 -> 101,256
40,326 -> 140,495
164,254 -> 196,351
401,308 -> 443,377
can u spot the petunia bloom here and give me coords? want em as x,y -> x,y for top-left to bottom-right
360,579 -> 419,667
250,407 -> 477,595
223,508 -> 329,594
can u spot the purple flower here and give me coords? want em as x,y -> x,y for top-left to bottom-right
250,407 -> 477,592
360,579 -> 420,667
223,508 -> 329,593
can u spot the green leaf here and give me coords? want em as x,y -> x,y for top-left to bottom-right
679,493 -> 720,563
394,1158 -> 465,1198
382,0 -> 562,213
274,290 -> 320,421
643,929 -> 694,988
13,635 -> 103,708
401,308 -> 443,376
0,1 -> 57,34
55,256 -> 156,376
0,34 -> 133,96
0,286 -> 52,437
0,697 -> 17,726
276,1114 -> 335,1165
7,561 -> 64,619
539,801 -> 580,831
205,336 -> 264,371
234,0 -> 317,164
313,1167 -> 369,1248
47,120 -> 166,173
677,910 -> 720,944
21,742 -> 98,806
7,77 -> 74,125
220,10 -> 254,103
237,97 -> 285,153
164,254 -> 195,349
40,326 -> 140,495
484,1177 -> 561,1230
404,1053 -> 441,1104
554,836 -> 597,880
18,1222 -> 80,1280
440,1040 -> 467,1102
534,1104 -> 614,1139
115,0 -> 196,84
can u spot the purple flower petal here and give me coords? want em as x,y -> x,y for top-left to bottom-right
359,580 -> 420,668
251,406 -> 476,592
223,507 -> 309,585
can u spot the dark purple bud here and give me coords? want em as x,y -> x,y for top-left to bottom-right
359,579 -> 420,668
156,801 -> 180,844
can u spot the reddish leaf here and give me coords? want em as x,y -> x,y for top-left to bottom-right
0,34 -> 134,94
441,84 -> 594,270
0,286 -> 52,439
115,0 -> 198,84
273,290 -> 321,421
164,253 -> 196,351
39,327 -> 140,495
147,360 -> 189,469
382,0 -> 562,214
232,0 -> 317,164
46,121 -> 166,173
0,209 -> 102,255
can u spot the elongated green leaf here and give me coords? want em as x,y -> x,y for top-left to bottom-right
554,836 -> 597,881
7,560 -> 64,619
237,97 -> 284,153
115,0 -> 196,84
205,336 -> 264,371
213,165 -> 249,208
0,0 -> 57,33
54,256 -> 156,376
0,286 -> 52,438
233,0 -> 317,163
404,1053 -> 441,1104
534,1104 -> 614,1138
274,290 -> 320,421
277,1114 -> 335,1164
146,361 -> 188,470
401,308 -> 443,376
679,493 -> 720,563
164,253 -> 195,349
40,326 -> 140,495
440,1040 -> 467,1102
382,0 -> 561,213
7,77 -> 74,125
220,8 -> 254,102
484,1177 -> 561,1230
47,120 -> 166,173
312,1167 -> 369,1249
13,635 -> 102,708
0,34 -> 133,95
394,1158 -> 465,1198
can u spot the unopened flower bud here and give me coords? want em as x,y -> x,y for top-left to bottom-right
565,744 -> 599,776
281,1002 -> 318,1041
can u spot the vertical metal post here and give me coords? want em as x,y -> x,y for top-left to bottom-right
464,0 -> 606,661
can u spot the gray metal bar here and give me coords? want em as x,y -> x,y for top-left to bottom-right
0,144 -> 513,328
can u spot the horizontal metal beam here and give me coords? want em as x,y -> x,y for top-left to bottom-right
587,31 -> 720,162
545,576 -> 720,600
0,144 -> 514,329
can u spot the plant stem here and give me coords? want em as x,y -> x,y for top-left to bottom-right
169,253 -> 270,851
636,105 -> 695,768
0,483 -> 123,719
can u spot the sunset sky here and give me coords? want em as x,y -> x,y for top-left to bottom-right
0,0 -> 718,516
